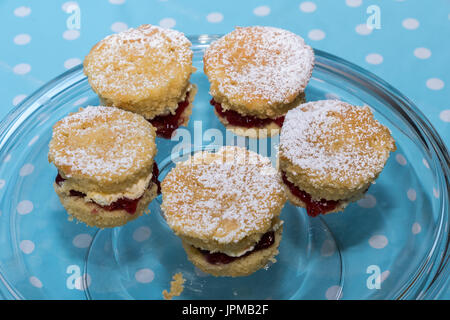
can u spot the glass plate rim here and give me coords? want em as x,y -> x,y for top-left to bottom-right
0,34 -> 448,300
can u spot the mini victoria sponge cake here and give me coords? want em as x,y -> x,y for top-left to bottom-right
204,26 -> 314,138
83,24 -> 197,139
48,106 -> 161,228
279,100 -> 396,217
161,146 -> 287,277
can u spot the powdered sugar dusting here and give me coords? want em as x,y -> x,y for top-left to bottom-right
280,100 -> 396,187
84,24 -> 192,100
204,26 -> 314,106
49,106 -> 156,181
162,146 -> 286,243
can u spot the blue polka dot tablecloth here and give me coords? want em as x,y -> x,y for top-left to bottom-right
0,0 -> 449,299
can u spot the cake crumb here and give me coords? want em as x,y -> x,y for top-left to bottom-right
163,272 -> 185,300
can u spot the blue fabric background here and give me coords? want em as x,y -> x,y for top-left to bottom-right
0,0 -> 448,299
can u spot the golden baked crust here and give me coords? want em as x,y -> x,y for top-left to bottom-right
182,226 -> 282,277
204,26 -> 314,118
180,217 -> 282,255
279,100 -> 396,201
99,84 -> 197,136
214,109 -> 282,138
212,91 -> 305,137
48,106 -> 157,193
54,182 -> 158,228
84,24 -> 195,119
161,146 -> 287,244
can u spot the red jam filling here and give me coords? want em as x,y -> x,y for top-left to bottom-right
55,163 -> 161,215
199,231 -> 275,265
149,92 -> 190,139
281,171 -> 339,217
210,99 -> 285,129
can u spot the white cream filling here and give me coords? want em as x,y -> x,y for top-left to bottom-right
218,100 -> 284,121
207,221 -> 283,258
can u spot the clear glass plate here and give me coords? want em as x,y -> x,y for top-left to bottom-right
0,35 -> 448,300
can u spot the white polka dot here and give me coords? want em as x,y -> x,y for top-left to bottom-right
63,29 -> 80,40
19,163 -> 34,176
321,239 -> 336,257
407,188 -> 417,201
402,18 -> 419,30
135,268 -> 155,283
17,200 -> 33,215
0,180 -> 5,189
414,47 -> 431,59
325,285 -> 342,300
28,135 -> 39,147
14,6 -> 31,17
20,240 -> 35,254
72,234 -> 93,248
357,194 -> 377,208
13,94 -> 27,106
13,63 -> 31,75
426,78 -> 444,90
62,1 -> 79,12
412,222 -> 421,234
299,2 -> 317,13
433,188 -> 439,198
422,158 -> 430,168
29,276 -> 42,288
355,24 -> 372,35
369,235 -> 388,249
207,12 -> 223,23
308,29 -> 325,41
14,34 -> 31,45
380,270 -> 390,282
3,154 -> 11,163
64,58 -> 81,69
253,6 -> 271,16
440,110 -> 450,122
159,18 -> 176,29
346,0 -> 362,7
395,154 -> 407,166
74,97 -> 88,106
133,226 -> 151,242
111,22 -> 128,33
74,273 -> 91,290
109,0 -> 126,4
366,53 -> 383,65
